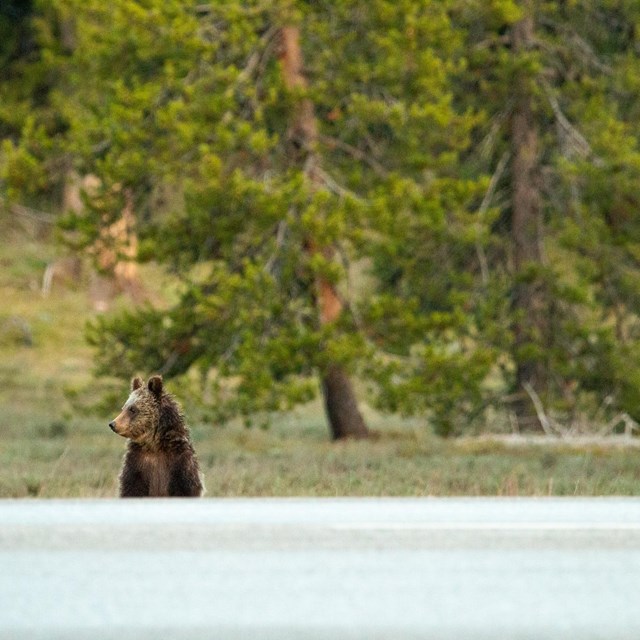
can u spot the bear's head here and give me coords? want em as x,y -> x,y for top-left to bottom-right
109,375 -> 164,444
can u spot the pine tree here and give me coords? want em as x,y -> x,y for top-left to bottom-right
305,0 -> 493,435
7,0 -> 639,438
278,23 -> 368,439
56,0 -> 487,436
457,0 -> 640,430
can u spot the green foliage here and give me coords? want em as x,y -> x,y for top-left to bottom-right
450,0 -> 640,424
45,0 -> 489,431
0,0 -> 72,207
3,0 -> 640,435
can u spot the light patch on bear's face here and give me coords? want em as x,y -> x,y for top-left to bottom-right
123,390 -> 138,411
109,389 -> 160,446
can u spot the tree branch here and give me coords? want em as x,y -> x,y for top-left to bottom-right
312,165 -> 365,203
540,79 -> 593,160
1,198 -> 56,224
318,134 -> 388,178
264,219 -> 288,275
523,382 -> 564,437
597,412 -> 640,438
475,151 -> 510,285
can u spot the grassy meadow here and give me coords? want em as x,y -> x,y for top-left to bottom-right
2,220 -> 640,498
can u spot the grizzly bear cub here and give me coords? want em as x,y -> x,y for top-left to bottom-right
109,375 -> 204,497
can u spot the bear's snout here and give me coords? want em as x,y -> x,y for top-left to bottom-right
109,421 -> 117,432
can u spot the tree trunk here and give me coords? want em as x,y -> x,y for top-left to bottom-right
322,365 -> 369,440
510,8 -> 546,431
279,25 -> 369,440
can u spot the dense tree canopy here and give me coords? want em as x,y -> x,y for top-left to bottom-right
2,0 -> 640,437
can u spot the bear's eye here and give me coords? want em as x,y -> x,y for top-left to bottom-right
128,406 -> 138,416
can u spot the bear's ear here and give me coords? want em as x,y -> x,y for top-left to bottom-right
147,375 -> 163,398
131,377 -> 144,391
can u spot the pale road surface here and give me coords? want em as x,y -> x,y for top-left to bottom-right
2,498 -> 640,639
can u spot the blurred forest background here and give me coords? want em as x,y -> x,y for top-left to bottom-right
2,0 -> 640,496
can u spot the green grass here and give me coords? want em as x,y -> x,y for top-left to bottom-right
3,406 -> 640,497
2,221 -> 640,498
195,422 -> 640,497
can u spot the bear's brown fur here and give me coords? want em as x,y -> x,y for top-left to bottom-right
109,375 -> 204,497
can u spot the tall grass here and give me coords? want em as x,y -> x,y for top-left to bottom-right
3,405 -> 640,497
